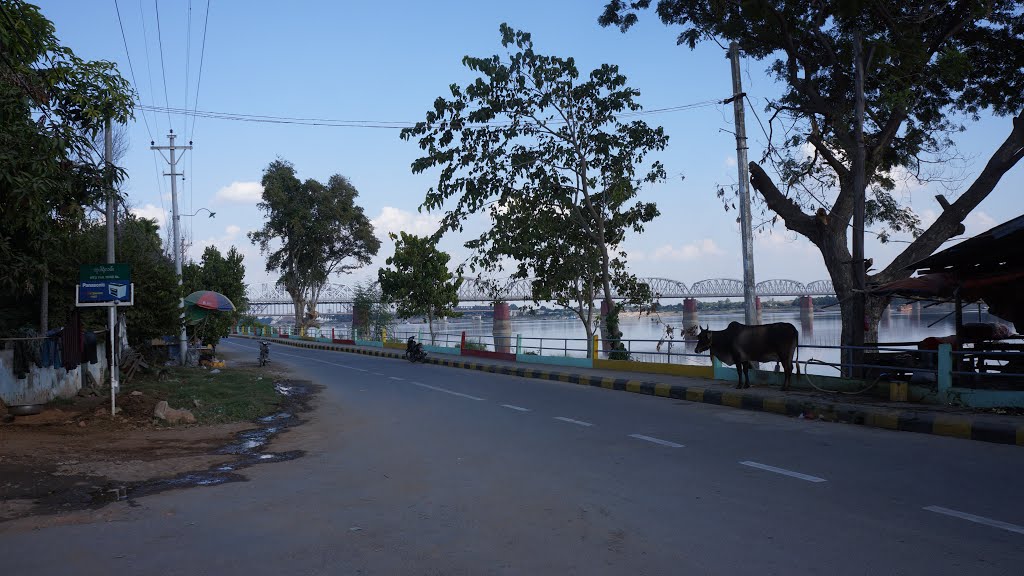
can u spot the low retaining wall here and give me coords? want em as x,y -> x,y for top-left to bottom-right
461,348 -> 516,362
355,340 -> 383,348
0,341 -> 107,406
424,344 -> 461,356
596,358 -> 714,379
517,354 -> 593,369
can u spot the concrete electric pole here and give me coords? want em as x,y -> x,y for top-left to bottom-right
151,130 -> 192,365
106,118 -> 119,414
728,42 -> 758,326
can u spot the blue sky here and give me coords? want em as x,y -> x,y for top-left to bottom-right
39,1 -> 1023,296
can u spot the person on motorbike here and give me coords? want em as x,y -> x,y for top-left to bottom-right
405,336 -> 426,362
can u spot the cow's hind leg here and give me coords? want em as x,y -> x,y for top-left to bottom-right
735,363 -> 745,389
780,358 -> 792,391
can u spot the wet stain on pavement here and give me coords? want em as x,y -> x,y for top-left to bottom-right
12,380 -> 317,519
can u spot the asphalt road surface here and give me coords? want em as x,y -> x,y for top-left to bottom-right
4,339 -> 1023,576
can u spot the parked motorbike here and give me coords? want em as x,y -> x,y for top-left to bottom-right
405,336 -> 428,363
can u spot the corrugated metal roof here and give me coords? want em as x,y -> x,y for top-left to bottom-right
909,213 -> 1024,273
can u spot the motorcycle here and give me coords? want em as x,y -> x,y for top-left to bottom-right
404,336 -> 428,363
258,340 -> 271,366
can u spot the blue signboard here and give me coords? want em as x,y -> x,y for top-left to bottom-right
77,281 -> 133,304
77,264 -> 133,306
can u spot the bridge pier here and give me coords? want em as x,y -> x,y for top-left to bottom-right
493,302 -> 512,354
683,298 -> 699,329
799,295 -> 814,320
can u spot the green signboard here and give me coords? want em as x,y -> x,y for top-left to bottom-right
79,263 -> 131,283
77,263 -> 133,306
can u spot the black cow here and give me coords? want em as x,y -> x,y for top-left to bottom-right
694,322 -> 800,390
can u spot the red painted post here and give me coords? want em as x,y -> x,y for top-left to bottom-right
332,327 -> 335,340
461,331 -> 467,351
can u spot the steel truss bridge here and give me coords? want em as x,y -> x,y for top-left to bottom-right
247,278 -> 835,318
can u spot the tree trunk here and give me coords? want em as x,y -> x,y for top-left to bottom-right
428,311 -> 435,345
39,275 -> 49,334
291,298 -> 304,333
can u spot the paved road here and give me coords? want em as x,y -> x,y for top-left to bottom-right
4,339 -> 1023,575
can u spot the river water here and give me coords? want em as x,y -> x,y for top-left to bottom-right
384,305 -> 1010,375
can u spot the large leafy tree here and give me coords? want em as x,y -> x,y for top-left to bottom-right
249,159 -> 380,330
0,0 -> 134,313
400,24 -> 667,355
182,245 -> 248,347
600,1 -> 1024,352
378,232 -> 463,344
32,215 -> 179,346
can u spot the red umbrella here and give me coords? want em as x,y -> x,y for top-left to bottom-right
184,290 -> 236,311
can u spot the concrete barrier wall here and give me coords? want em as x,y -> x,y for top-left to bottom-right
516,354 -> 594,369
0,341 -> 107,406
423,345 -> 461,356
356,340 -> 383,348
462,348 -> 516,362
595,358 -> 714,379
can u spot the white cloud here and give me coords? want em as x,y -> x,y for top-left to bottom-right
214,181 -> 263,204
644,239 -> 725,262
969,210 -> 996,231
130,203 -> 166,228
371,206 -> 441,238
724,155 -> 737,168
226,224 -> 242,236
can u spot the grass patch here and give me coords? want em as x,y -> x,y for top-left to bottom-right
129,365 -> 281,424
462,340 -> 488,351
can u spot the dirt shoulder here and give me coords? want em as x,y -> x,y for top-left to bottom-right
0,343 -> 309,522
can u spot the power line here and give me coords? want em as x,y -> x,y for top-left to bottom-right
137,99 -> 722,129
154,0 -> 172,127
138,0 -> 162,136
189,0 -> 211,140
184,0 -> 192,140
112,0 -> 153,141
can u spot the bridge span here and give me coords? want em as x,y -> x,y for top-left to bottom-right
246,277 -> 835,318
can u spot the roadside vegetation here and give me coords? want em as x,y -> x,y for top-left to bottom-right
127,365 -> 280,425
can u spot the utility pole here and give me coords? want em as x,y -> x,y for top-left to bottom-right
728,42 -> 758,326
105,118 -> 119,414
851,31 -> 867,377
151,130 -> 192,365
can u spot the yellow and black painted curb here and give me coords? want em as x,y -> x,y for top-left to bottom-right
237,335 -> 1024,447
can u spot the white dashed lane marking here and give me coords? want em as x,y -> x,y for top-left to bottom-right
740,461 -> 826,483
501,404 -> 530,412
924,506 -> 1024,535
411,381 -> 485,401
554,417 -> 593,427
629,434 -> 684,448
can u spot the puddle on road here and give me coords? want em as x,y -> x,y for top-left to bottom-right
87,381 -> 313,507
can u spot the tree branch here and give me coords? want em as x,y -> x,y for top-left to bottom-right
747,161 -> 819,241
873,112 -> 1024,284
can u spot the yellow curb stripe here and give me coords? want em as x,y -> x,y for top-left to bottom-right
933,416 -> 972,439
866,412 -> 900,430
601,377 -> 615,390
686,388 -> 705,403
722,392 -> 743,408
763,398 -> 788,414
654,383 -> 671,397
626,380 -> 642,393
